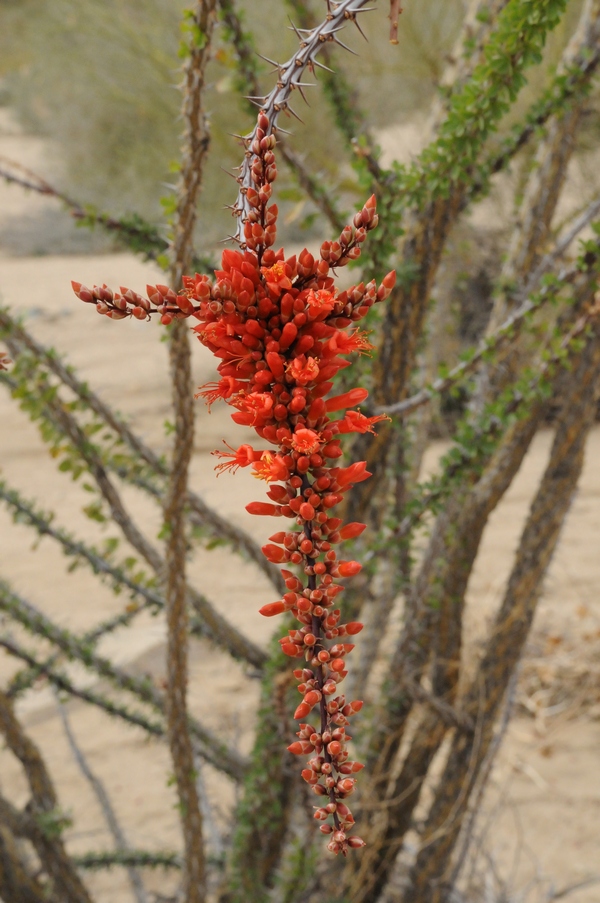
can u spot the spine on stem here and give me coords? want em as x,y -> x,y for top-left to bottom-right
71,111 -> 395,853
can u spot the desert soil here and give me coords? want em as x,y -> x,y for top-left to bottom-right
0,109 -> 599,903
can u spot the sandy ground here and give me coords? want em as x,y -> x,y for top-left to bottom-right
0,111 -> 599,903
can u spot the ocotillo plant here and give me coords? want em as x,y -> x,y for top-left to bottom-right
2,1 -> 600,902
72,110 -> 396,854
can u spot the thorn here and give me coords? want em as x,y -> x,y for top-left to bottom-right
297,85 -> 311,107
285,105 -> 305,124
310,58 -> 335,73
352,17 -> 369,41
256,53 -> 281,67
220,167 -> 242,181
333,36 -> 359,56
274,125 -> 292,135
244,95 -> 267,103
229,133 -> 251,145
288,18 -> 304,40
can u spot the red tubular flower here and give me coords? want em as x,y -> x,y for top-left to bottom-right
287,354 -> 320,385
324,388 -> 369,412
74,110 -> 394,858
336,410 -> 391,434
335,461 -> 372,486
212,443 -> 261,474
252,452 -> 290,483
291,428 -> 321,456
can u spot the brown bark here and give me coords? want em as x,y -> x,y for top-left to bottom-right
164,3 -> 217,902
403,318 -> 600,903
0,691 -> 93,903
349,408 -> 541,903
0,825 -> 48,903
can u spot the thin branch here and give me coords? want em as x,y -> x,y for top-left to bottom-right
0,479 -> 255,692
0,155 -> 214,272
165,3 -> 218,900
0,582 -> 248,782
345,0 -> 585,528
0,306 -> 284,593
403,314 -> 600,903
0,358 -> 268,669
388,0 -> 402,43
56,695 -> 148,903
386,286 -> 600,544
73,850 -> 182,872
1,634 -> 167,738
284,0 -> 383,180
0,822 -> 49,903
381,229 -> 600,419
473,32 -> 600,206
549,876 -> 600,901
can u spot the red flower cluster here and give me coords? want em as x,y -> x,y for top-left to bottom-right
71,111 -> 395,855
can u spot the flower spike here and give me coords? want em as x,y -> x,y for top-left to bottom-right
71,112 -> 396,857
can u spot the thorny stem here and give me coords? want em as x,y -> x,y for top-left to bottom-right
0,359 -> 267,668
219,0 -> 347,232
231,0 -> 379,241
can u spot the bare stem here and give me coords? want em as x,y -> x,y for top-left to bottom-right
164,3 -> 217,901
56,696 -> 148,903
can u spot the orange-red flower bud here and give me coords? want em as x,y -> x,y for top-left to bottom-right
347,835 -> 366,849
259,601 -> 286,617
338,561 -> 362,577
339,522 -> 367,540
294,701 -> 312,720
287,740 -> 314,755
345,622 -> 364,635
246,501 -> 279,516
262,544 -> 289,563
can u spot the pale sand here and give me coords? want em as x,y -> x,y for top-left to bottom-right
0,119 -> 599,901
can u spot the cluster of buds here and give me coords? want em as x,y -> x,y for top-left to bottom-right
71,111 -> 395,854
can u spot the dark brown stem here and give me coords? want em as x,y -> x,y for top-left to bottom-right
301,476 -> 342,835
0,691 -> 93,903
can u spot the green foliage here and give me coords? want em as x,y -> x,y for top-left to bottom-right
73,849 -> 182,871
35,807 -> 73,840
